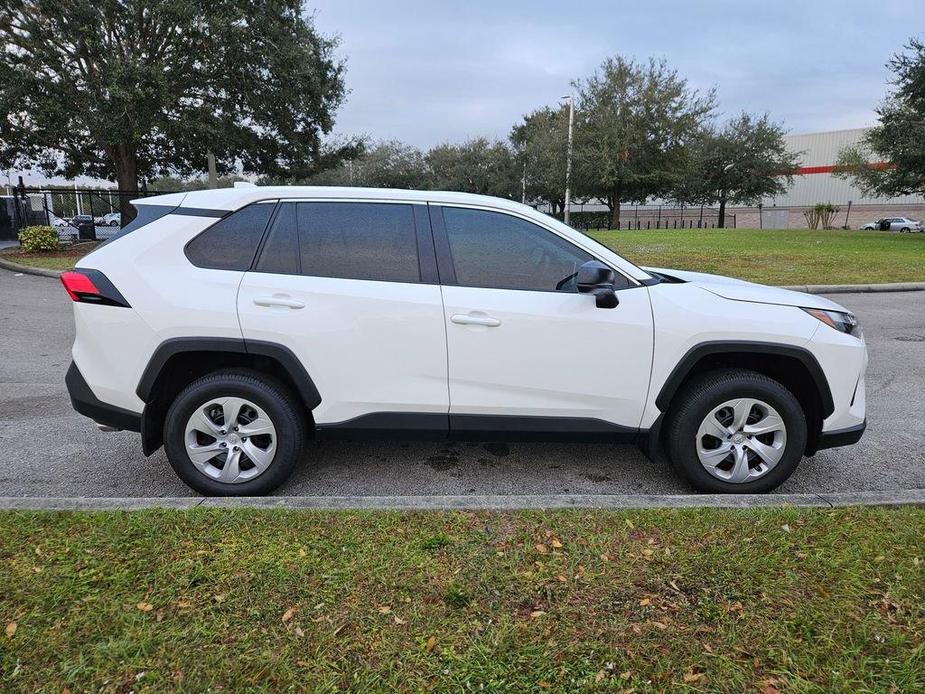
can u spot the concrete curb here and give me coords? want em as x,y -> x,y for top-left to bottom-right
0,255 -> 63,278
0,489 -> 923,511
2,261 -> 924,294
782,282 -> 925,294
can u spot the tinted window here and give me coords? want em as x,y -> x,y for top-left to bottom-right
256,202 -> 300,275
442,207 -> 594,292
186,203 -> 275,271
296,202 -> 420,283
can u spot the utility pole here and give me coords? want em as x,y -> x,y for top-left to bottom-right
521,161 -> 526,204
561,95 -> 574,226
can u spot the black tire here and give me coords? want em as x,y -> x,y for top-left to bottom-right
664,368 -> 807,494
900,227 -> 909,233
164,369 -> 306,496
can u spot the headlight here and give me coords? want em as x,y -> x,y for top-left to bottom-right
802,308 -> 861,337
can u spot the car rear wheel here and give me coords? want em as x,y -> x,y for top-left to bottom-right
900,227 -> 910,232
664,369 -> 807,493
164,369 -> 306,496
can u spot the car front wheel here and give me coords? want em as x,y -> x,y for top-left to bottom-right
664,369 -> 807,493
164,369 -> 306,496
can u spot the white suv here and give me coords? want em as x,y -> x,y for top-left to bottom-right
62,187 -> 867,495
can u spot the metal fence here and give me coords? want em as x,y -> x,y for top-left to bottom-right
546,204 -> 735,231
2,183 -> 175,242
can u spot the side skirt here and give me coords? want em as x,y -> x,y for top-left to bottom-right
315,412 -> 642,444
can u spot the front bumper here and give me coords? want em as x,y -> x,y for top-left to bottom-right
815,419 -> 866,451
66,362 -> 141,432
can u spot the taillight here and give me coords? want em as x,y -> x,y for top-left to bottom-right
60,270 -> 130,307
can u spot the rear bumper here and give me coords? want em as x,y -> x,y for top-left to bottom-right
815,420 -> 866,451
66,362 -> 141,432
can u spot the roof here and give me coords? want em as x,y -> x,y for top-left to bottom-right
135,186 -> 538,215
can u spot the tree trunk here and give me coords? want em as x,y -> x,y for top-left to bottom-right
609,188 -> 621,229
718,197 -> 727,229
111,145 -> 139,224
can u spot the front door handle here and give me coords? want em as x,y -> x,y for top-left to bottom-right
451,313 -> 501,327
253,295 -> 305,309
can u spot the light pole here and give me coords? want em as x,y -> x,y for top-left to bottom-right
561,95 -> 574,226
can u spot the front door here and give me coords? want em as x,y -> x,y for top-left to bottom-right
432,205 -> 654,436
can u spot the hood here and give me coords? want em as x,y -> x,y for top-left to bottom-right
642,266 -> 848,312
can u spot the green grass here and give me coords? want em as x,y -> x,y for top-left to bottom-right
591,228 -> 925,285
0,242 -> 99,272
3,230 -> 924,285
2,507 -> 923,692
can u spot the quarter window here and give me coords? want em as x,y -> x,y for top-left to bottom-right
185,203 -> 275,271
442,207 -> 595,292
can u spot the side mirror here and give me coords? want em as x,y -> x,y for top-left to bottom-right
577,260 -> 619,309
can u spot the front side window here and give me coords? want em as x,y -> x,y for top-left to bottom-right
442,207 -> 595,292
185,202 -> 276,271
254,201 -> 420,283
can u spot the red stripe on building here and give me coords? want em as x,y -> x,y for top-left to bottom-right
796,162 -> 890,175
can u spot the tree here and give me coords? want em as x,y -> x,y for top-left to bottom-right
511,106 -> 569,213
424,138 -> 519,198
834,38 -> 925,198
573,57 -> 715,229
678,113 -> 800,227
308,141 -> 427,189
0,0 -> 359,221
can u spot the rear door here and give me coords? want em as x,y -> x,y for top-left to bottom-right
432,204 -> 654,436
237,200 -> 448,430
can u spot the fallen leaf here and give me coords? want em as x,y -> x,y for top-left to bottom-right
537,681 -> 552,689
294,626 -> 304,637
620,671 -> 632,680
298,548 -> 307,557
759,678 -> 781,694
425,635 -> 436,652
639,598 -> 651,606
282,606 -> 298,623
650,621 -> 668,630
176,600 -> 193,609
378,605 -> 392,614
600,553 -> 610,562
781,524 -> 791,533
394,616 -> 406,625
557,575 -> 567,583
296,660 -> 311,667
5,622 -> 16,637
683,670 -> 706,684
136,602 -> 154,612
625,519 -> 635,529
530,610 -> 546,618
595,670 -> 606,682
551,539 -> 563,549
214,594 -> 226,604
535,543 -> 548,554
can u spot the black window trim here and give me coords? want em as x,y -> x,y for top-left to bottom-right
249,199 -> 437,286
429,202 -> 640,294
183,199 -> 279,272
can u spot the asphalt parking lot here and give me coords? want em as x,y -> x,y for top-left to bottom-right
1,267 -> 923,498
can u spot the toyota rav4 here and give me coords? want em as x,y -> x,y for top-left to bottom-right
62,187 -> 867,495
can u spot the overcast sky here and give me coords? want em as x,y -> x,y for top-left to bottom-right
309,0 -> 924,148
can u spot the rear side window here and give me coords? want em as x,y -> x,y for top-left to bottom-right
185,203 -> 276,271
254,201 -> 421,283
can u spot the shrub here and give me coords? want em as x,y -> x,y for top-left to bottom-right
18,225 -> 60,252
803,203 -> 840,230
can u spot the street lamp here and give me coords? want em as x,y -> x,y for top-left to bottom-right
561,95 -> 574,226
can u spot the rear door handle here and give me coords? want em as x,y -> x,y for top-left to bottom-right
253,295 -> 305,309
451,313 -> 501,327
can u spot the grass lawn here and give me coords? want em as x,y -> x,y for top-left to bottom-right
590,228 -> 925,285
0,242 -> 100,272
1,507 -> 923,692
3,230 -> 924,286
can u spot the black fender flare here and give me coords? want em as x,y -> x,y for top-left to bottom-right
653,340 -> 834,418
136,337 -> 322,409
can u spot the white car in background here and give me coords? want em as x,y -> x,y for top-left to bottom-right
102,212 -> 121,227
62,187 -> 868,496
861,217 -> 923,231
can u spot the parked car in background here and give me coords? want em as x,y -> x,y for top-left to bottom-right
69,214 -> 95,227
861,217 -> 923,231
102,212 -> 121,227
